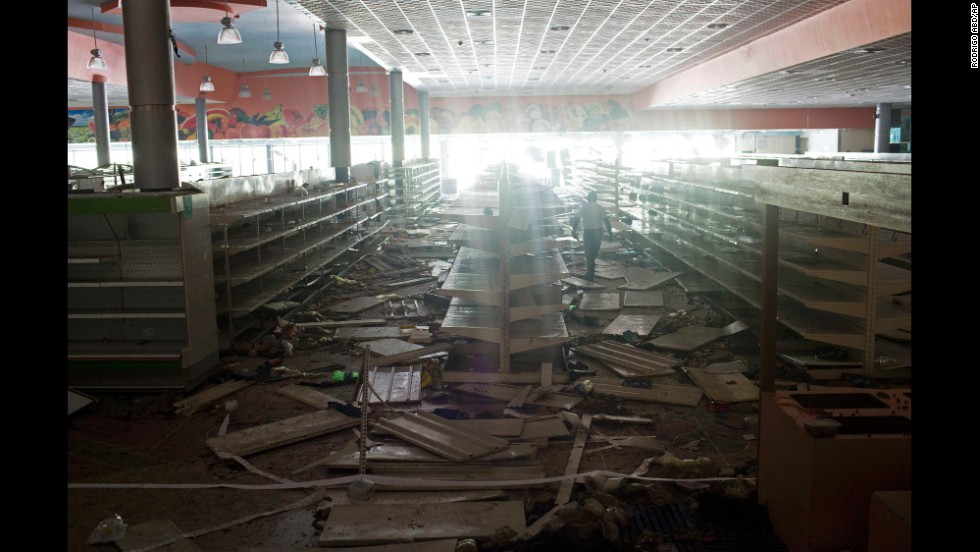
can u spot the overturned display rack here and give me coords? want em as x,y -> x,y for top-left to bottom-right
618,156 -> 910,377
435,164 -> 573,384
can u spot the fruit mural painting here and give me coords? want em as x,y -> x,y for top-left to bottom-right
176,104 -> 329,140
173,104 -> 330,140
67,108 -> 133,143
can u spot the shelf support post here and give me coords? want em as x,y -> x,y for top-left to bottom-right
863,226 -> 880,375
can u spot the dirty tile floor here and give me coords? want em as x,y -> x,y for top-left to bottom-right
68,248 -> 781,551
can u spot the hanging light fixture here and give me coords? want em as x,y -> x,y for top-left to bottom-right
309,24 -> 326,76
262,71 -> 272,100
86,8 -> 107,70
239,59 -> 252,98
269,0 -> 289,63
355,79 -> 367,93
200,46 -> 215,92
369,83 -> 379,97
218,0 -> 243,44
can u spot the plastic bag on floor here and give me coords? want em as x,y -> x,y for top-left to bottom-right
86,513 -> 127,544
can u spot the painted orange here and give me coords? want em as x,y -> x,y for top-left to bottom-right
67,18 -> 196,59
68,30 -> 128,84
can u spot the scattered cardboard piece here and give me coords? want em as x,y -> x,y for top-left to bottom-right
318,501 -> 526,546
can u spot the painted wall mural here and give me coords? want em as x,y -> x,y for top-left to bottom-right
68,108 -> 133,143
429,97 -> 633,134
68,94 -> 635,143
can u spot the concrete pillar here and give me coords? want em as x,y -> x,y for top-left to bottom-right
267,143 -> 275,174
874,102 -> 892,153
419,91 -> 430,160
92,77 -> 111,167
327,29 -> 351,182
122,0 -> 180,190
390,70 -> 405,167
196,97 -> 209,163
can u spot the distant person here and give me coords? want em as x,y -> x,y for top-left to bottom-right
571,191 -> 612,282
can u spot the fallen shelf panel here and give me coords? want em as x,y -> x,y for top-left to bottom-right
357,365 -> 423,404
323,443 -> 537,467
277,385 -> 346,410
683,367 -> 759,403
574,341 -> 681,378
601,314 -> 663,338
561,276 -> 607,290
623,290 -> 665,307
334,327 -> 405,341
373,411 -> 510,462
648,320 -> 751,352
617,271 -> 683,290
579,292 -> 621,311
205,409 -> 359,457
589,377 -> 703,406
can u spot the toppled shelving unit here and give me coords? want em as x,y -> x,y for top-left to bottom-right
67,188 -> 220,390
388,158 -> 441,219
620,157 -> 911,377
207,164 -> 389,344
435,164 -> 572,384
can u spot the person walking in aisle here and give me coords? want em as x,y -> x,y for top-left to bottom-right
571,190 -> 613,282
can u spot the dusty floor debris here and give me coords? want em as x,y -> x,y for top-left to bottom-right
68,200 -> 908,551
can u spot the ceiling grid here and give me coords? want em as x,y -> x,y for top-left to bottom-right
68,0 -> 910,108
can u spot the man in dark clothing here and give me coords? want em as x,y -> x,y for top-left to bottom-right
571,191 -> 613,282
